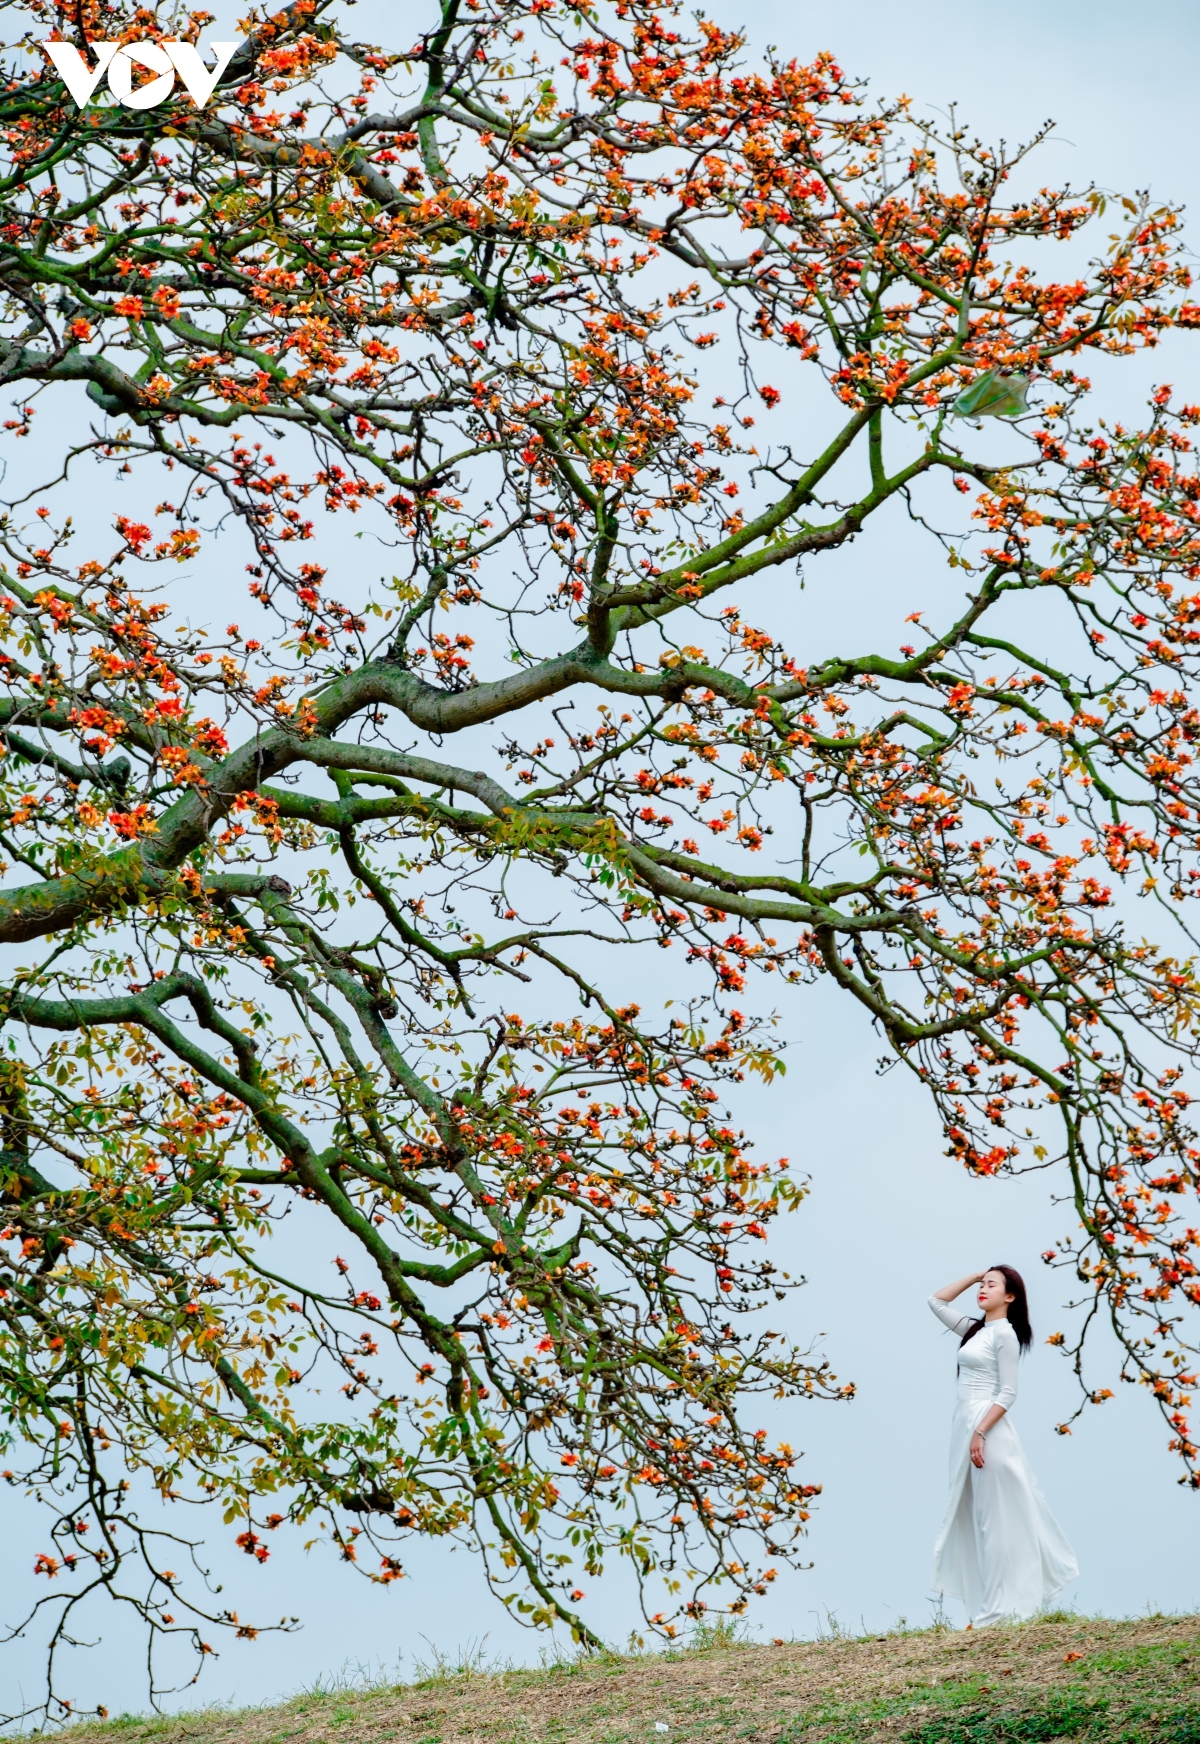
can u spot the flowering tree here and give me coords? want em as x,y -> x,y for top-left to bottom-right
1,0 -> 1199,1717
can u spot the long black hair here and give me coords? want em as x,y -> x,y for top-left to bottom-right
960,1264 -> 1032,1353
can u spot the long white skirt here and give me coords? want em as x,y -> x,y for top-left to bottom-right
932,1399 -> 1078,1626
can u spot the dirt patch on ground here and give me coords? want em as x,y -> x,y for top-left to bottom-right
62,1615 -> 1200,1744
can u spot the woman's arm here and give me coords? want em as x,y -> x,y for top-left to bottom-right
970,1402 -> 1007,1467
928,1295 -> 975,1335
970,1328 -> 1019,1467
929,1272 -> 985,1337
933,1272 -> 985,1302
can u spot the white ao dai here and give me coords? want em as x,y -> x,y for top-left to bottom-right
929,1296 -> 1078,1626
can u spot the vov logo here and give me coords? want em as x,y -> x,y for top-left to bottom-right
41,39 -> 238,110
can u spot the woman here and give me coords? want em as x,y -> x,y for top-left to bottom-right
929,1266 -> 1078,1627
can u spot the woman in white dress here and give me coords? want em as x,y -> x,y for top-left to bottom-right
929,1265 -> 1078,1627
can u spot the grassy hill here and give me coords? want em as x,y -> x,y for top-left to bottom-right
65,1615 -> 1199,1744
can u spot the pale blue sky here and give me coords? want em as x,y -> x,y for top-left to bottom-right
3,0 -> 1200,1717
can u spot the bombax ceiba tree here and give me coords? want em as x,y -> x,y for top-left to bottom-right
0,0 -> 1198,1717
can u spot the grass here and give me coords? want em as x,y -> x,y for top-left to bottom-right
56,1613 -> 1200,1744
